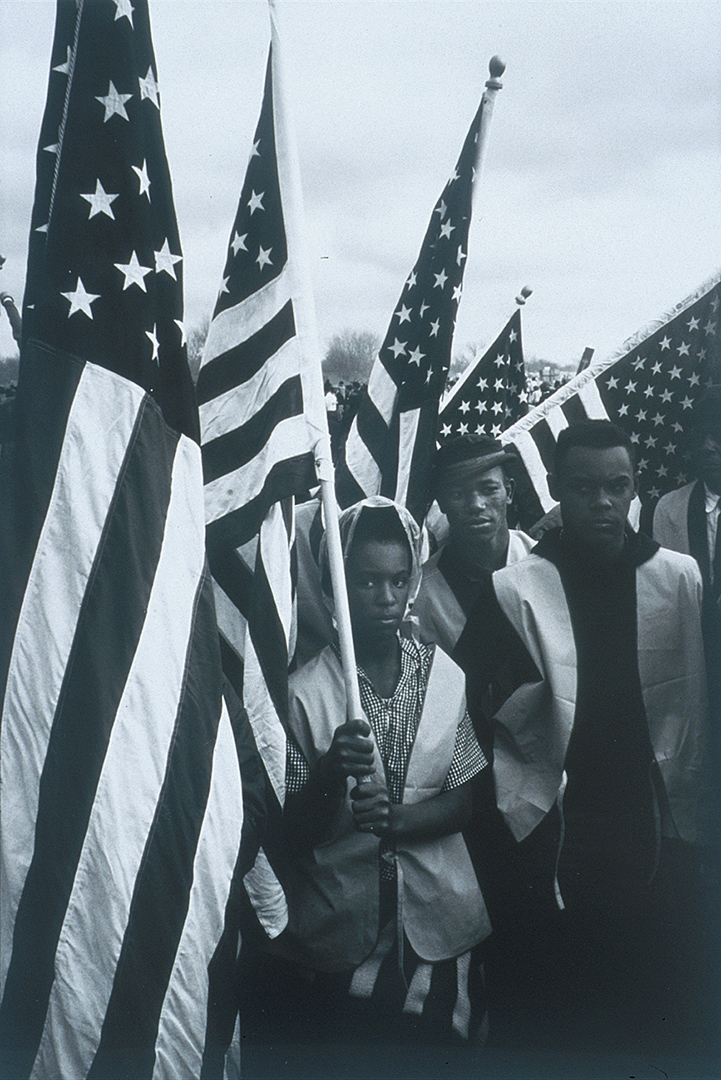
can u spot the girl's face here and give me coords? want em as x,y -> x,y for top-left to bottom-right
346,539 -> 412,647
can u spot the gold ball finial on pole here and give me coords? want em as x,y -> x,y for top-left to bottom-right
515,285 -> 533,306
486,56 -> 506,89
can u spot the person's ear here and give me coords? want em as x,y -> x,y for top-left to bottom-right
548,472 -> 559,503
504,477 -> 515,504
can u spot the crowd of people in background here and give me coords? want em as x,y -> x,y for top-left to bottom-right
0,365 -> 572,461
325,378 -> 365,456
524,370 -> 570,405
322,368 -> 573,458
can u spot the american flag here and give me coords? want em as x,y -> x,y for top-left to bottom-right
502,273 -> 721,531
0,2 -> 244,1078
197,5 -> 327,937
439,308 -> 527,442
335,79 -> 499,523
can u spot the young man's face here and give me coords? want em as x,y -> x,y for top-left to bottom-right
549,444 -> 637,559
346,539 -> 412,648
437,465 -> 513,550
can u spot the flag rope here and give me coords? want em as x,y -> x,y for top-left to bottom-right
47,0 -> 84,229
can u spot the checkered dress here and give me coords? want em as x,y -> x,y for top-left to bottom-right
286,637 -> 486,798
284,640 -> 490,1044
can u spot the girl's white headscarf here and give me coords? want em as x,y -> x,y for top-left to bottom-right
319,496 -> 423,622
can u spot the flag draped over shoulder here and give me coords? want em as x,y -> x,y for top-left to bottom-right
335,95 -> 489,523
502,273 -> 721,531
439,308 -> 527,442
0,3 -> 243,1078
197,5 -> 327,937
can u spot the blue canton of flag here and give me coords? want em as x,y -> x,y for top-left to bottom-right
335,93 -> 489,522
198,52 -> 319,558
22,0 -> 194,437
439,308 -> 527,442
502,274 -> 721,531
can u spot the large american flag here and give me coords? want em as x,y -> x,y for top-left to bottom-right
0,2 -> 243,1077
502,272 -> 721,531
197,3 -> 327,938
439,307 -> 527,442
335,85 -> 496,522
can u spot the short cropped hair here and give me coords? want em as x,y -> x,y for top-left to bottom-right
553,420 -> 636,476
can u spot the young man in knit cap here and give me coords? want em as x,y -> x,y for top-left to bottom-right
412,435 -> 535,963
412,434 -> 533,660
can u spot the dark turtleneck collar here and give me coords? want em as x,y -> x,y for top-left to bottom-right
532,525 -> 659,572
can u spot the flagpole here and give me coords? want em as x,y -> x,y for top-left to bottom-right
314,440 -> 364,722
268,0 -> 364,726
472,56 -> 506,189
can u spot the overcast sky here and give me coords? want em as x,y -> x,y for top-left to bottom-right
2,0 -> 720,369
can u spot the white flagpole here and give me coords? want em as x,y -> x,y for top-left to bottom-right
313,446 -> 364,720
472,56 -> 506,201
268,0 -> 364,725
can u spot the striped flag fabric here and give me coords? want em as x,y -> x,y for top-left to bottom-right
196,2 -> 327,937
439,307 -> 528,442
0,3 -> 244,1078
501,272 -> 721,531
334,90 -> 492,523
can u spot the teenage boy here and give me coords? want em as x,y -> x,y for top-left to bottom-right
456,420 -> 716,1054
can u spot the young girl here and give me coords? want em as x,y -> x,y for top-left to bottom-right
281,497 -> 491,1046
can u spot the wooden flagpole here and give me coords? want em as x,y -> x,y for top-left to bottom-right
268,0 -> 364,727
472,56 -> 506,199
313,440 -> 364,723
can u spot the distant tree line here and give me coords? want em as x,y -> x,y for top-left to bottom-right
0,316 -> 578,454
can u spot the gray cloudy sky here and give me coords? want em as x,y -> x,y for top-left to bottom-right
1,0 -> 720,368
